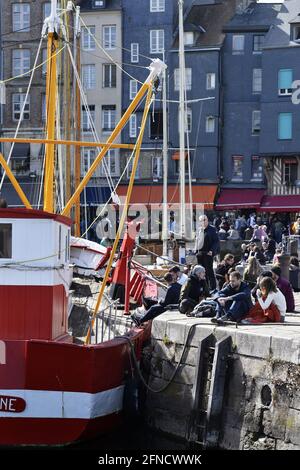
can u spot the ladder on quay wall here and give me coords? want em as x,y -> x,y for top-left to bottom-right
187,334 -> 232,449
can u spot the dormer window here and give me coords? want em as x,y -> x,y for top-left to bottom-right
290,15 -> 300,42
292,25 -> 300,41
184,32 -> 194,46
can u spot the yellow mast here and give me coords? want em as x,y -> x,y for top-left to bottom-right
85,85 -> 154,345
43,2 -> 59,213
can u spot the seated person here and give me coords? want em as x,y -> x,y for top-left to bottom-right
227,225 -> 240,240
242,277 -> 286,324
169,265 -> 188,286
215,253 -> 235,290
253,246 -> 266,265
218,227 -> 228,241
179,265 -> 210,315
261,241 -> 273,263
251,270 -> 273,301
271,265 -> 295,312
243,256 -> 262,289
289,256 -> 300,293
211,271 -> 252,323
241,243 -> 250,262
131,273 -> 181,326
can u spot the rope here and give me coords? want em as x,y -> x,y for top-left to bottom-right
116,319 -> 209,393
84,85 -> 154,345
0,36 -> 44,192
78,16 -> 145,86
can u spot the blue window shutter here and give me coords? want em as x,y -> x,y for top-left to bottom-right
278,69 -> 293,89
278,113 -> 292,139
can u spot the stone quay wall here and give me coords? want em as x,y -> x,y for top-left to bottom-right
144,313 -> 300,450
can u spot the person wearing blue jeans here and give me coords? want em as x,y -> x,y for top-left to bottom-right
131,273 -> 181,326
211,271 -> 252,324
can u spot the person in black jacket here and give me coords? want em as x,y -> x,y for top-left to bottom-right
211,271 -> 252,323
195,215 -> 220,291
179,265 -> 210,315
131,273 -> 181,326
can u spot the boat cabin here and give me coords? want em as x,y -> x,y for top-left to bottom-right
0,208 -> 72,341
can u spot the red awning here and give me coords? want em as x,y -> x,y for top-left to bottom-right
116,185 -> 217,208
167,185 -> 217,209
215,189 -> 265,210
260,195 -> 300,212
116,185 -> 163,204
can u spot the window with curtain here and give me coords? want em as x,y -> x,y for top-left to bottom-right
278,69 -> 293,95
278,113 -> 292,140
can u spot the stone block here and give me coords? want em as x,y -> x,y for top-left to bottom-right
219,425 -> 243,450
235,331 -> 271,358
151,317 -> 167,340
270,337 -> 300,364
146,377 -> 193,415
291,390 -> 300,411
146,406 -> 189,440
285,408 -> 300,445
238,356 -> 270,379
152,341 -> 198,367
276,441 -> 300,450
150,357 -> 195,385
262,407 -> 287,440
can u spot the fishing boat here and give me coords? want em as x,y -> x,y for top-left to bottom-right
0,0 -> 165,445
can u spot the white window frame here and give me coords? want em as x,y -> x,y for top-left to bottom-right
184,32 -> 194,46
174,68 -> 192,91
150,0 -> 165,12
253,34 -> 264,53
12,93 -> 30,121
130,80 -> 138,100
12,3 -> 30,32
278,69 -> 293,96
82,105 -> 95,132
103,64 -> 116,88
100,149 -> 118,176
42,48 -> 47,75
81,148 -> 99,177
127,158 -> 140,179
103,25 -> 116,50
131,43 -> 139,63
42,93 -> 46,122
178,107 -> 192,133
12,49 -> 30,76
252,110 -> 261,135
82,26 -> 96,50
102,106 -> 116,132
206,73 -> 216,90
82,64 -> 96,89
150,30 -> 164,54
43,2 -> 51,20
152,156 -> 162,179
129,115 -> 137,138
252,68 -> 262,94
232,35 -> 244,54
205,116 -> 215,133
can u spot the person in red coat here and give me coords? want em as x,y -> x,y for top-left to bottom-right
242,277 -> 285,324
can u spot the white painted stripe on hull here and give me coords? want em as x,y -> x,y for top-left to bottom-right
0,386 -> 124,419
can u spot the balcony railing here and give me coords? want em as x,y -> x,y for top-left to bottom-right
270,183 -> 300,196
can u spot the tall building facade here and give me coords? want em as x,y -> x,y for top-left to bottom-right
79,0 -> 122,192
